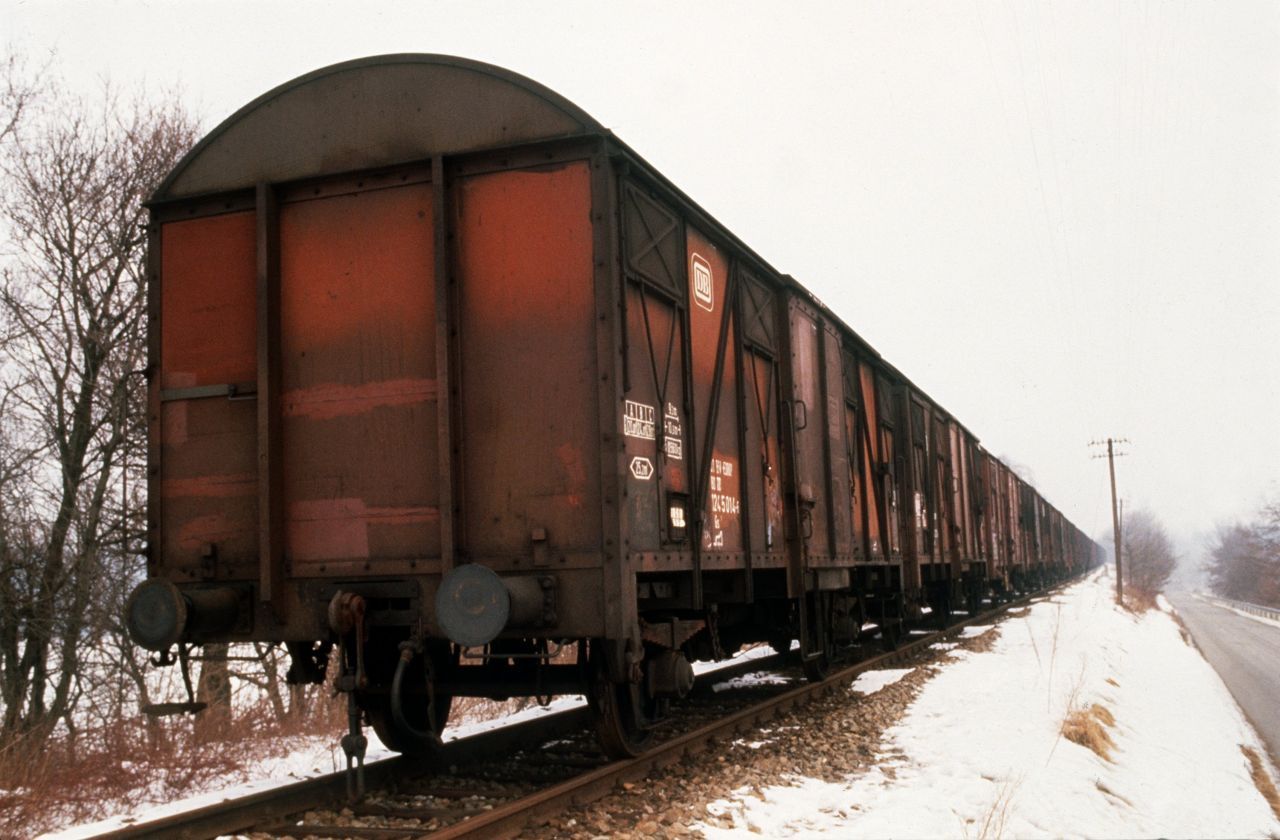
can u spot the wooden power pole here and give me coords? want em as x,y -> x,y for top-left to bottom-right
1091,438 -> 1129,606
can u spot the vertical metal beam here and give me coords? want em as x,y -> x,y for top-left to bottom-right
776,295 -> 806,601
145,221 -> 164,577
816,323 -> 838,559
852,354 -> 874,561
896,384 -> 922,594
731,267 -> 754,603
433,156 -> 457,573
256,182 -> 285,619
953,432 -> 962,567
776,294 -> 816,661
854,356 -> 880,562
590,145 -> 631,648
679,246 -> 699,609
691,257 -> 737,611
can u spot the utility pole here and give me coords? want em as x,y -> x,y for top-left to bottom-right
1118,497 -> 1124,597
1090,438 -> 1129,606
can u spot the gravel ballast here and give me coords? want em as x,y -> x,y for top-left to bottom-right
519,623 -> 1004,839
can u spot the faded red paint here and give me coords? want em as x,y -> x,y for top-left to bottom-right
287,498 -> 441,562
282,378 -> 438,420
162,474 -> 255,499
160,212 -> 256,388
161,401 -> 188,446
279,182 -> 439,571
158,211 -> 260,578
175,513 -> 242,551
555,443 -> 588,509
455,162 -> 600,558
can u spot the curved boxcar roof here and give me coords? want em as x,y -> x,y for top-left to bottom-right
152,52 -> 1062,518
152,54 -> 602,201
153,53 -> 992,457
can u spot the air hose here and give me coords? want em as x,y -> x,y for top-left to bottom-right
391,640 -> 444,751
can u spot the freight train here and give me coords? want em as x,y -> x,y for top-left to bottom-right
125,55 -> 1100,771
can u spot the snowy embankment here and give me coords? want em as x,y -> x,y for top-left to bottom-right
41,644 -> 782,839
700,571 -> 1280,839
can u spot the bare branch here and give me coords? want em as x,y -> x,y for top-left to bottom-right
0,66 -> 197,746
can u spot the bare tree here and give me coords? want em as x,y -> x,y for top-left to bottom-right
0,51 -> 42,146
1207,500 -> 1280,607
1121,508 -> 1177,605
0,75 -> 196,746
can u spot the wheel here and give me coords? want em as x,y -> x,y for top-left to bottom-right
592,677 -> 657,758
876,594 -> 905,651
801,593 -> 831,682
768,633 -> 794,656
880,621 -> 901,651
363,690 -> 453,756
802,649 -> 830,681
929,583 -> 952,630
589,642 -> 660,759
358,642 -> 455,757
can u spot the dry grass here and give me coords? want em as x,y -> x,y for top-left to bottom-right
1024,620 -> 1042,668
1095,780 -> 1133,807
1105,677 -> 1120,687
1167,610 -> 1197,648
1061,703 -> 1117,762
1241,745 -> 1280,822
1,641 -> 587,838
1048,604 -> 1063,678
963,778 -> 1020,840
0,688 -> 346,839
1121,588 -> 1160,613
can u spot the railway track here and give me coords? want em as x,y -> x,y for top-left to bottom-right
96,590 -> 1058,840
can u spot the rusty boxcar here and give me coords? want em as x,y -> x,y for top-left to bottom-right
125,55 -> 1098,767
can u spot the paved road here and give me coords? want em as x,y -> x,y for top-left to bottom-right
1165,592 -> 1280,764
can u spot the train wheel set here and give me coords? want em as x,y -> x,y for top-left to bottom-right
124,55 -> 1101,784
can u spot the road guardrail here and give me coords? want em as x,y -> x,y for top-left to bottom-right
1202,594 -> 1280,623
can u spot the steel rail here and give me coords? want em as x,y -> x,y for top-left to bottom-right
90,651 -> 788,839
90,709 -> 587,840
91,586 -> 1063,839
426,589 -> 1057,840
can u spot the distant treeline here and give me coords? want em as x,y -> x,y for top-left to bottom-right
1207,499 -> 1280,608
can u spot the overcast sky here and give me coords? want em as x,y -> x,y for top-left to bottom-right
5,0 -> 1277,566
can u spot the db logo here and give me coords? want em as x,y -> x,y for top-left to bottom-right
691,253 -> 714,312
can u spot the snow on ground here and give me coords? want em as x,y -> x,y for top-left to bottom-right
40,695 -> 591,840
699,572 -> 1280,839
849,668 -> 913,696
40,735 -> 354,840
41,642 -> 781,839
47,579 -> 1280,839
712,671 -> 795,692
